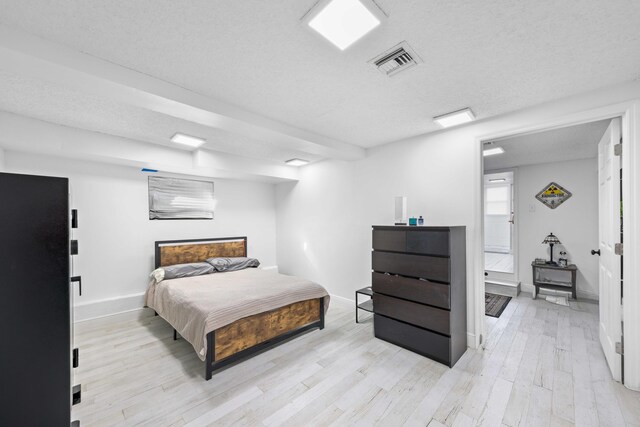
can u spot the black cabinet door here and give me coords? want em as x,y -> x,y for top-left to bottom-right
0,173 -> 70,426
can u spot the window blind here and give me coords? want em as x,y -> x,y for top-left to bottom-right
148,176 -> 214,220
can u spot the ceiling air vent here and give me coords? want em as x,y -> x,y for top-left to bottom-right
369,41 -> 422,77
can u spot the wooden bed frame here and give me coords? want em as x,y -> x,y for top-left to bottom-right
154,237 -> 325,380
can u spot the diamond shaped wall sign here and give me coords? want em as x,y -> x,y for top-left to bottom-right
535,182 -> 572,209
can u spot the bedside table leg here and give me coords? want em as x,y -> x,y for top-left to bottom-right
531,265 -> 536,300
355,295 -> 358,324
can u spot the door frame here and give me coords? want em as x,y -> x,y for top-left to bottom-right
483,168 -> 518,284
474,100 -> 640,391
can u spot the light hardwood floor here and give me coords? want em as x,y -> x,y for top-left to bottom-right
72,295 -> 640,426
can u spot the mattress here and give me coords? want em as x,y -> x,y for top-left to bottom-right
145,268 -> 329,360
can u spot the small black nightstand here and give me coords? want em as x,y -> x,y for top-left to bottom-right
355,287 -> 373,323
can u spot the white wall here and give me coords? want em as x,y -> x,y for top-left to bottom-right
276,161 -> 364,304
5,151 -> 277,320
277,122 -> 481,344
0,148 -> 4,171
276,80 -> 640,350
515,158 -> 599,299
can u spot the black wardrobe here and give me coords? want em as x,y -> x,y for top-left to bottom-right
0,172 -> 79,426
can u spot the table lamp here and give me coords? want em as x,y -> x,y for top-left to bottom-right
542,232 -> 561,265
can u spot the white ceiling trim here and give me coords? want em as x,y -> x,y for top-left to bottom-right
0,24 -> 365,161
0,111 -> 299,182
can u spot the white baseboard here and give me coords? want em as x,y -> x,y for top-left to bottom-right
74,292 -> 146,322
467,332 -> 478,349
576,290 -> 599,301
486,281 -> 520,297
577,293 -> 599,303
329,293 -> 355,307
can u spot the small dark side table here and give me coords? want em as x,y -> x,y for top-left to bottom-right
355,287 -> 373,323
531,262 -> 578,300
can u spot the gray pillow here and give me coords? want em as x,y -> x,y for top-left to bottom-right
163,262 -> 215,280
206,257 -> 260,272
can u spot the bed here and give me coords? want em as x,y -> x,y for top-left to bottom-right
146,237 -> 329,380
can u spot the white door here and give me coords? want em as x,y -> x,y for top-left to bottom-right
484,171 -> 517,284
598,118 -> 622,381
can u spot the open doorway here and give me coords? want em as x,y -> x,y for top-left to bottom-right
484,170 -> 517,292
482,119 -> 611,298
481,118 -> 626,383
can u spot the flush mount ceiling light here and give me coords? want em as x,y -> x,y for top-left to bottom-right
483,147 -> 505,157
489,178 -> 506,182
285,158 -> 309,167
302,0 -> 385,50
433,108 -> 476,128
171,133 -> 206,148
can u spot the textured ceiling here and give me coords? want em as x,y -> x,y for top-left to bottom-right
0,0 -> 638,151
484,119 -> 611,170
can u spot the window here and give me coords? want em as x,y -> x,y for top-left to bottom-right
148,176 -> 215,220
485,185 -> 510,215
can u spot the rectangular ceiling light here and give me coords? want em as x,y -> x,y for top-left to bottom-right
285,158 -> 309,167
171,133 -> 206,148
488,178 -> 506,182
304,0 -> 384,50
433,108 -> 476,128
483,147 -> 505,157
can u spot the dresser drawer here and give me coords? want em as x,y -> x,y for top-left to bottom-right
372,251 -> 450,282
373,293 -> 450,335
406,229 -> 450,256
372,272 -> 450,309
372,229 -> 406,252
374,314 -> 451,366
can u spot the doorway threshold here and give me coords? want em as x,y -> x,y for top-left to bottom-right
485,279 -> 520,297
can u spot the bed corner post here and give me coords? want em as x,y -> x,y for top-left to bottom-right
319,297 -> 325,330
205,331 -> 215,380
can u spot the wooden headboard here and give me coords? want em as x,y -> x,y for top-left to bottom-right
154,237 -> 247,268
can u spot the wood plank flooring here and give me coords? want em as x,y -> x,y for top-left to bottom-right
72,295 -> 640,426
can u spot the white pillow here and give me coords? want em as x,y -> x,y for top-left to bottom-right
150,268 -> 165,283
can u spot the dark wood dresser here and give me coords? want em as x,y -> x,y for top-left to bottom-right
371,225 -> 467,367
